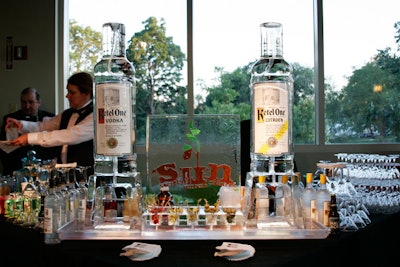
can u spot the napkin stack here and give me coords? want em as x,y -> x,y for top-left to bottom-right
214,242 -> 255,261
120,242 -> 162,261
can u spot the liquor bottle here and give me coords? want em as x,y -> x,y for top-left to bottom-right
85,174 -> 96,225
103,180 -> 117,222
157,186 -> 174,206
267,176 -> 283,217
93,22 -> 137,181
36,175 -> 48,229
44,177 -> 60,245
246,173 -> 259,221
301,172 -> 316,228
316,173 -> 331,226
249,22 -> 294,176
291,172 -> 304,227
157,186 -> 173,225
59,170 -> 71,223
278,175 -> 292,218
54,173 -> 67,227
255,175 -> 269,228
67,168 -> 79,222
76,170 -> 88,225
328,194 -> 341,236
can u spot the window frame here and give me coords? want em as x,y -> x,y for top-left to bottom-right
62,0 -> 400,163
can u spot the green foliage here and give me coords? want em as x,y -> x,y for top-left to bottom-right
126,17 -> 187,143
292,62 -> 315,106
293,97 -> 315,144
195,65 -> 252,120
68,17 -> 400,145
69,20 -> 102,75
326,22 -> 400,143
184,121 -> 201,153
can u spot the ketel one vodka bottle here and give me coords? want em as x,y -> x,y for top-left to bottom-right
249,22 -> 294,177
93,22 -> 137,182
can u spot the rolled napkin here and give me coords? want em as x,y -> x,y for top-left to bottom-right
215,242 -> 255,261
120,242 -> 162,261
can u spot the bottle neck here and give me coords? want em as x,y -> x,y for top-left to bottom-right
102,22 -> 126,57
260,22 -> 283,58
331,195 -> 337,205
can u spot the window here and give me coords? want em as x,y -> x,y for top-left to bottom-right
68,0 -> 400,158
324,0 -> 400,145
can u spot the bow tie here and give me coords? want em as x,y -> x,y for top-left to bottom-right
73,106 -> 88,115
73,102 -> 93,115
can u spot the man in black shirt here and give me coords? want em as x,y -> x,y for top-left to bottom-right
0,87 -> 54,175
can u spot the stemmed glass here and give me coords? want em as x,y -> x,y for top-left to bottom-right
337,196 -> 358,232
186,199 -> 201,228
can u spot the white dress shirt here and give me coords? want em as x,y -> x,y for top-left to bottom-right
20,102 -> 94,163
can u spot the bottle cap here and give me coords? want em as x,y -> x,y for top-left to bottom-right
319,173 -> 326,184
258,176 -> 266,183
160,186 -> 169,191
306,173 -> 313,183
281,175 -> 289,183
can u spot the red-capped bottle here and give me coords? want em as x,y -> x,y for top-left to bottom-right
157,186 -> 174,206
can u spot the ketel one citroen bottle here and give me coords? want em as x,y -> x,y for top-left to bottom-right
249,22 -> 294,176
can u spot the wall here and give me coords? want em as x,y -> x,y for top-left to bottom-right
0,0 -> 62,118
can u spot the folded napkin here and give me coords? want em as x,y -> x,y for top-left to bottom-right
0,141 -> 19,154
120,242 -> 162,261
215,242 -> 255,261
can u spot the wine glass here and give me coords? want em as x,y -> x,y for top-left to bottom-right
337,196 -> 358,232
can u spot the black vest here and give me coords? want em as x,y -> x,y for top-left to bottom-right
54,102 -> 94,169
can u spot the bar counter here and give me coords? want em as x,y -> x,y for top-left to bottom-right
2,212 -> 399,266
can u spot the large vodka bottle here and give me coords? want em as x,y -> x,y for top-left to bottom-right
93,22 -> 137,182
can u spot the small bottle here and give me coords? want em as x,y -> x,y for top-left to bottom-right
85,175 -> 96,225
301,172 -> 316,228
291,172 -> 304,227
268,176 -> 284,217
247,173 -> 259,221
44,178 -> 61,245
328,194 -> 341,237
255,176 -> 269,228
59,171 -> 71,223
103,182 -> 117,222
316,173 -> 331,226
66,169 -> 79,222
157,186 -> 174,206
249,22 -> 294,174
279,175 -> 293,219
77,171 -> 88,225
34,183 -> 47,229
54,173 -> 67,227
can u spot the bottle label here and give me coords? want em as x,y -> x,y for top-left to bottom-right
78,199 -> 87,222
329,217 -> 340,232
95,82 -> 133,155
44,207 -> 53,234
256,198 -> 269,220
253,83 -> 289,155
323,201 -> 330,226
310,199 -> 317,220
